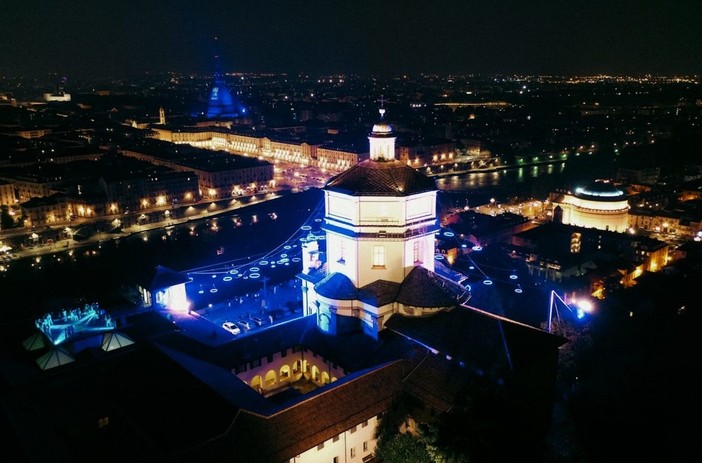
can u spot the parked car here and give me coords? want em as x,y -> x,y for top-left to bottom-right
236,320 -> 251,331
250,316 -> 264,327
222,321 -> 241,335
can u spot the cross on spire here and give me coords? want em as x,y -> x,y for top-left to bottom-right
379,94 -> 386,119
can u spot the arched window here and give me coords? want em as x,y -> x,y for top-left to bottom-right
265,369 -> 277,387
280,365 -> 291,381
251,375 -> 263,392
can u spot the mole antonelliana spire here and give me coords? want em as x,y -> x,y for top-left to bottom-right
204,36 -> 246,119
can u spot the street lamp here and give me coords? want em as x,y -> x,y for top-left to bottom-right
548,290 -> 594,333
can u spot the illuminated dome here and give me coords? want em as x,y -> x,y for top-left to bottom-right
574,180 -> 624,201
371,121 -> 394,135
371,107 -> 394,136
553,179 -> 629,232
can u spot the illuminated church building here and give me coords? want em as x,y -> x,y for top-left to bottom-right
299,108 -> 454,337
550,179 -> 630,233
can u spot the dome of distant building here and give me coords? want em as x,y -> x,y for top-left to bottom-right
551,179 -> 629,232
574,179 -> 625,201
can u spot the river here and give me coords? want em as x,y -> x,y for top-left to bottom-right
435,161 -> 569,208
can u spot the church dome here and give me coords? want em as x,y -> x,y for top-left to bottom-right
370,107 -> 394,137
371,121 -> 394,135
574,179 -> 624,201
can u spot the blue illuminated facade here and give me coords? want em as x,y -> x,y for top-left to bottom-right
205,53 -> 246,119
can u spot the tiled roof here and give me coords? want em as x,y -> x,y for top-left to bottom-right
401,352 -> 477,413
217,361 -> 406,462
357,280 -> 401,306
385,307 -> 564,376
325,159 -> 437,196
395,266 -> 463,307
315,272 -> 358,300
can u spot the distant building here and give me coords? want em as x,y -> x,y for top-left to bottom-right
397,137 -> 456,167
43,92 -> 71,102
119,139 -> 273,200
616,165 -> 660,185
0,179 -> 15,206
150,126 -> 366,173
445,210 -> 536,247
19,192 -> 72,227
203,46 -> 246,120
550,179 -> 630,232
510,221 -> 669,289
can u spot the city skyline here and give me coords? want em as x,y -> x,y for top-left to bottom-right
1,0 -> 701,79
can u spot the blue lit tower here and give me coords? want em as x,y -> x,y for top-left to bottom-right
205,38 -> 245,119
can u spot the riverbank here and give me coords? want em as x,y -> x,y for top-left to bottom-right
427,158 -> 567,178
1,189 -> 296,262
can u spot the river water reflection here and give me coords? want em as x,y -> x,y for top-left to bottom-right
435,162 -> 568,205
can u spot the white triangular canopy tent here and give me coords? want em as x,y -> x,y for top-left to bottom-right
36,347 -> 75,370
101,332 -> 135,351
22,332 -> 47,351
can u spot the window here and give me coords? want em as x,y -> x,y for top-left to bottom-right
363,441 -> 369,452
413,240 -> 422,263
372,246 -> 385,268
333,457 -> 339,463
317,442 -> 325,451
350,448 -> 356,458
362,420 -> 368,428
350,425 -> 357,434
338,241 -> 346,264
333,435 -> 340,442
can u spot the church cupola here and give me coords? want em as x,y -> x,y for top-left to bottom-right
368,107 -> 396,162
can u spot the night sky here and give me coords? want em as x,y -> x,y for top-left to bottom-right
1,0 -> 701,78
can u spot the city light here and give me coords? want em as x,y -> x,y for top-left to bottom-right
548,291 -> 594,332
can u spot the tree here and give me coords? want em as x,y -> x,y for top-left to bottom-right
1,205 -> 15,230
375,433 -> 433,463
